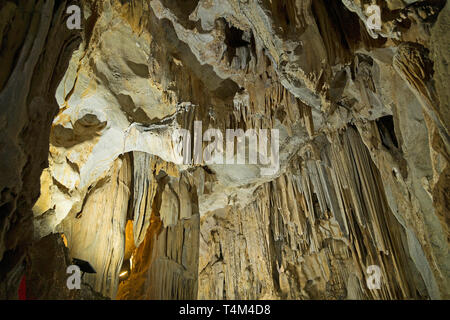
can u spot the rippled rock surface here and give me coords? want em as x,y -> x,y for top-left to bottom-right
0,0 -> 448,300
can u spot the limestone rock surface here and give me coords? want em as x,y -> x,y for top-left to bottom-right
0,0 -> 448,300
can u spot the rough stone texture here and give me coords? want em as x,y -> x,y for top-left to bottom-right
58,154 -> 131,298
116,167 -> 200,300
200,128 -> 432,299
0,0 -> 81,299
26,233 -> 109,300
0,0 -> 448,300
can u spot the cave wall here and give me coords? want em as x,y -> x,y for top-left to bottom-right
59,154 -> 131,298
199,127 -> 431,299
0,0 -> 82,299
116,158 -> 200,299
0,0 -> 448,300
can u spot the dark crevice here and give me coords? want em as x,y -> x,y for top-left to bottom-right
376,115 -> 399,150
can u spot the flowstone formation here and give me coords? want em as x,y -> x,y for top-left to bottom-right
0,0 -> 448,300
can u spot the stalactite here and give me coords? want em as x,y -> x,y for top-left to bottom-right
117,170 -> 200,300
199,127 -> 430,299
1,0 -> 448,301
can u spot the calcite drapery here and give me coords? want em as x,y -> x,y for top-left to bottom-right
0,0 -> 448,300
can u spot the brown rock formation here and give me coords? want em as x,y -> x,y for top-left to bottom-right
0,0 -> 448,300
0,0 -> 81,299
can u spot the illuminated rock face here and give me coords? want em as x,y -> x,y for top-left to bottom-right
0,0 -> 448,299
0,0 -> 82,299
